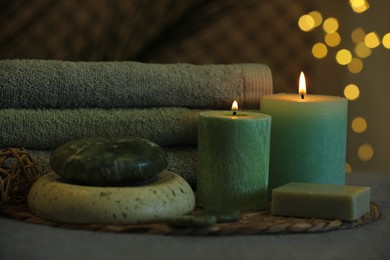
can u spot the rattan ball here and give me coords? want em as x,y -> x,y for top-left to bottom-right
0,148 -> 41,205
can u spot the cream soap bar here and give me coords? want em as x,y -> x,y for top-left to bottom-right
271,182 -> 370,221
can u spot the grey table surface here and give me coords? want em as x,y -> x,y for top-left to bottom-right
1,171 -> 389,260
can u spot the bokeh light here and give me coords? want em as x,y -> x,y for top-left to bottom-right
358,144 -> 374,161
308,11 -> 323,27
336,49 -> 352,65
352,117 -> 367,133
382,33 -> 390,49
364,32 -> 381,48
325,32 -> 341,47
348,58 -> 363,73
323,17 -> 339,33
349,0 -> 370,13
351,27 -> 366,43
298,15 -> 315,32
296,6 -> 390,171
312,43 -> 328,59
344,84 -> 360,100
345,163 -> 352,173
355,42 -> 372,58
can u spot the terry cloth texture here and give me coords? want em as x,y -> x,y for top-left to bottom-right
27,147 -> 198,188
0,108 -> 201,150
0,60 -> 272,109
0,0 -> 314,92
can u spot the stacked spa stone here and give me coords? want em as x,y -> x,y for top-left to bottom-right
27,136 -> 195,224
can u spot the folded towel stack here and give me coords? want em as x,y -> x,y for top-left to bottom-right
0,59 -> 273,188
0,108 -> 200,149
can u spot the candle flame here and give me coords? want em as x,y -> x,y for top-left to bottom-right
231,100 -> 238,116
232,100 -> 238,111
299,71 -> 307,95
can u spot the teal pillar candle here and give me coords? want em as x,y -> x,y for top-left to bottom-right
197,110 -> 271,211
260,93 -> 348,194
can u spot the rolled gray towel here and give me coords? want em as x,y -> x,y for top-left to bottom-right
0,60 -> 272,109
27,147 -> 198,188
0,107 -> 201,150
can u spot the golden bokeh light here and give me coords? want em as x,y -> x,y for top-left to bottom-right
296,3 -> 385,171
325,32 -> 341,47
336,49 -> 352,65
364,32 -> 381,48
349,0 -> 370,13
344,84 -> 360,100
350,0 -> 365,7
358,144 -> 374,161
382,33 -> 390,49
352,117 -> 367,133
312,43 -> 328,59
308,11 -> 323,27
348,58 -> 363,74
355,42 -> 372,58
323,17 -> 339,33
351,27 -> 366,43
298,14 -> 315,32
345,163 -> 352,173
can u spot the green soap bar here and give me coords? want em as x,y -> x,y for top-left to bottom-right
271,182 -> 370,221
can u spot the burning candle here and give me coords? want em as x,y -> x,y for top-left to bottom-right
197,101 -> 271,211
261,72 -> 348,195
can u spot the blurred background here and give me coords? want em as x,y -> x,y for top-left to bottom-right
303,1 -> 390,173
0,0 -> 389,172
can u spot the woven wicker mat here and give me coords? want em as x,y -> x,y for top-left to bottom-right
0,202 -> 380,236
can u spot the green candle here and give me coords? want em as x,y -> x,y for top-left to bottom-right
197,105 -> 271,211
260,74 -> 348,194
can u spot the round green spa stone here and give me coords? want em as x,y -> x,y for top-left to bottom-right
50,136 -> 168,186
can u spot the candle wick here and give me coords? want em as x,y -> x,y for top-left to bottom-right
233,111 -> 237,116
301,94 -> 305,100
